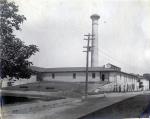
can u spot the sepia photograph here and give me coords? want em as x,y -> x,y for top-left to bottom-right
0,0 -> 150,119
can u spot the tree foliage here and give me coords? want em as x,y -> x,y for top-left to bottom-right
0,0 -> 39,80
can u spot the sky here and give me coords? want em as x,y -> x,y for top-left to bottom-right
12,0 -> 150,74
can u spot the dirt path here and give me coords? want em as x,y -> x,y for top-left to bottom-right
2,92 -> 145,119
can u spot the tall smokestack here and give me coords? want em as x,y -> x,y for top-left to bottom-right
91,14 -> 100,67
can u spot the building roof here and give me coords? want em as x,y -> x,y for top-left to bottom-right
31,66 -> 116,73
105,63 -> 121,71
136,75 -> 150,81
30,66 -> 138,78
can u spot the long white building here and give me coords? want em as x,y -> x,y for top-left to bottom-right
32,63 -> 149,93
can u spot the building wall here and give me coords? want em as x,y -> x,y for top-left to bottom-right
42,72 -> 109,83
100,72 -> 140,92
114,73 -> 139,92
140,78 -> 149,91
40,71 -> 148,92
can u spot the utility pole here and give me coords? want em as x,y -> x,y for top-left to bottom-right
83,33 -> 94,99
0,3 -> 2,115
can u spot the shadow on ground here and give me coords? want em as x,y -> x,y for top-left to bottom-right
79,94 -> 150,119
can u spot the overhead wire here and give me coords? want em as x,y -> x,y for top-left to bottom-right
97,47 -> 135,72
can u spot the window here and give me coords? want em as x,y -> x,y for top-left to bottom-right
92,73 -> 95,79
73,73 -> 76,79
52,73 -> 55,79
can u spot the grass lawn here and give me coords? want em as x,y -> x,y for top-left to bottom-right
2,81 -> 106,98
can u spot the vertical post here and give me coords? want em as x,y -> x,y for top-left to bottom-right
0,3 -> 2,115
83,33 -> 93,99
85,34 -> 90,99
0,3 -> 2,84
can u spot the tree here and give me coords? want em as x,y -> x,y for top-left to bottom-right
143,74 -> 150,80
0,0 -> 39,81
